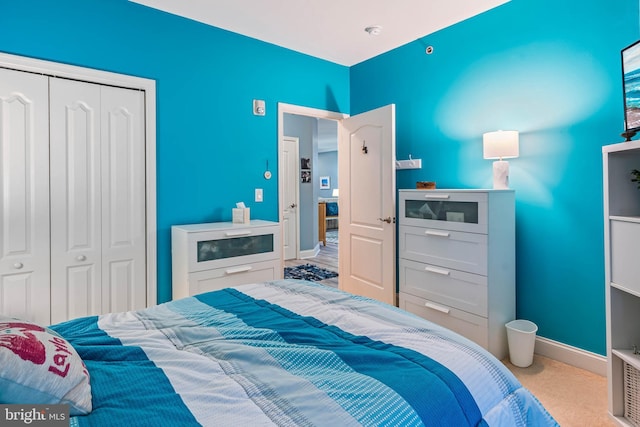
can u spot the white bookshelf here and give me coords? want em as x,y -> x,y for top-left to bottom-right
603,140 -> 640,426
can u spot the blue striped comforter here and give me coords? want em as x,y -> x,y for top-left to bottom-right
51,279 -> 557,427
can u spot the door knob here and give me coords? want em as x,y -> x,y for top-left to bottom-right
76,255 -> 87,261
378,216 -> 392,223
13,262 -> 23,269
289,203 -> 297,208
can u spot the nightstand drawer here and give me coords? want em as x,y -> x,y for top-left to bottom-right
611,219 -> 640,295
180,224 -> 280,273
399,292 -> 488,348
399,258 -> 487,317
183,259 -> 281,298
399,225 -> 488,275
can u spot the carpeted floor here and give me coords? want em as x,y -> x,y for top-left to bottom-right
504,355 -> 614,426
284,263 -> 338,282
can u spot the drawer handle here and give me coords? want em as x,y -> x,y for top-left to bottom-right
425,302 -> 451,314
424,266 -> 450,276
424,194 -> 450,200
225,265 -> 253,275
225,230 -> 252,237
425,230 -> 450,237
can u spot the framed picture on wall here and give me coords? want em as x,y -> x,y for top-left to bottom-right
301,158 -> 311,170
320,176 -> 330,189
301,170 -> 311,183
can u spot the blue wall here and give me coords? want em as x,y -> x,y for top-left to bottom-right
350,0 -> 639,354
318,151 -> 339,198
0,0 -> 349,304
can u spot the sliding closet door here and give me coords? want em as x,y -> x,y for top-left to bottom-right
49,78 -> 146,323
100,85 -> 146,314
0,69 -> 50,325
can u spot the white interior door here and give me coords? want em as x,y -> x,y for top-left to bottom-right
0,68 -> 51,325
338,104 -> 396,305
282,136 -> 299,260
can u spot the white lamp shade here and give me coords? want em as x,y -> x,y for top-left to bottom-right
332,188 -> 339,197
483,130 -> 519,160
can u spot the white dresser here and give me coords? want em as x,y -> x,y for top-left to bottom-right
171,220 -> 282,299
398,189 -> 515,359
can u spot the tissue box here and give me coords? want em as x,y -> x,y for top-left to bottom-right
232,208 -> 250,224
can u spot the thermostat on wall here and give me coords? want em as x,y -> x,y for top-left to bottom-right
253,99 -> 265,116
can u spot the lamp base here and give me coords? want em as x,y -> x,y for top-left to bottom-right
492,160 -> 510,189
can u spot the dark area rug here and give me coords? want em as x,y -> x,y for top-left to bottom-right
284,264 -> 338,282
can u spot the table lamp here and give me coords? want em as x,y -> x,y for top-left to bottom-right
483,130 -> 519,189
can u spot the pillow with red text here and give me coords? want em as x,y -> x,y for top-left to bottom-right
0,316 -> 92,415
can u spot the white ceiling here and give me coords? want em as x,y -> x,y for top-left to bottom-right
130,0 -> 509,66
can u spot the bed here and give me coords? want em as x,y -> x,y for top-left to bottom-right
4,279 -> 557,426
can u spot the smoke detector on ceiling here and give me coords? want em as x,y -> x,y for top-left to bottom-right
364,26 -> 382,36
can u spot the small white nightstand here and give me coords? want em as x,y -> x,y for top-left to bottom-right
171,220 -> 282,299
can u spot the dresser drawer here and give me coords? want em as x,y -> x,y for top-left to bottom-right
400,190 -> 488,234
610,219 -> 640,295
179,259 -> 281,298
399,225 -> 488,275
399,292 -> 488,348
399,258 -> 487,317
183,224 -> 280,273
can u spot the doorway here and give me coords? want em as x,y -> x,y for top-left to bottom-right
278,103 -> 397,305
278,104 -> 346,283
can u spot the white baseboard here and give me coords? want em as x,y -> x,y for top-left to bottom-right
534,336 -> 607,377
299,244 -> 320,260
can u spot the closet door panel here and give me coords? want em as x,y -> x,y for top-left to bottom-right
49,78 -> 102,324
108,260 -> 137,312
0,69 -> 50,325
65,265 -> 99,320
101,86 -> 146,313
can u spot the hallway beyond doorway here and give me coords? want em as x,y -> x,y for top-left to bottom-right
284,239 -> 338,288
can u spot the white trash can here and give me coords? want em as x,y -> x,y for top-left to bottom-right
505,319 -> 538,368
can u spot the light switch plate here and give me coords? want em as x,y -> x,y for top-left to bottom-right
255,188 -> 263,202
